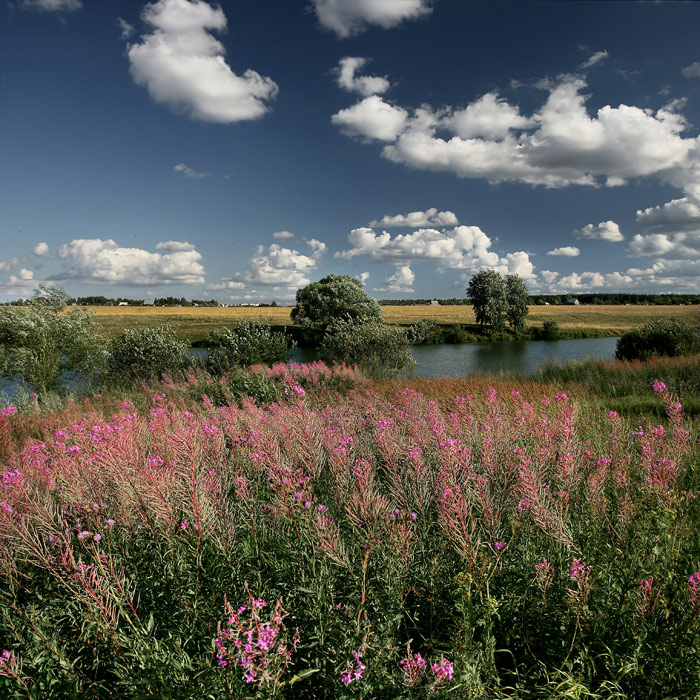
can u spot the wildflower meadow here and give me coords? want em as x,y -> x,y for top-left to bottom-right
0,363 -> 699,698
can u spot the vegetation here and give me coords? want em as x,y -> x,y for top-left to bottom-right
291,274 -> 383,345
319,317 -> 415,376
0,286 -> 108,393
466,270 -> 529,334
206,322 -> 296,375
0,364 -> 699,698
106,324 -> 190,384
616,319 -> 700,361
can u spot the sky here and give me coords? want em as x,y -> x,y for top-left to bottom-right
2,0 -> 700,303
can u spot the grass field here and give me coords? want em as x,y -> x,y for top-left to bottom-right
81,304 -> 700,343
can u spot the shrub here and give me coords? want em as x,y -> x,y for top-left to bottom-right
0,286 -> 108,394
407,319 -> 443,344
616,319 -> 700,360
541,319 -> 560,340
206,322 -> 296,375
441,323 -> 468,343
319,319 -> 415,376
107,325 -> 189,384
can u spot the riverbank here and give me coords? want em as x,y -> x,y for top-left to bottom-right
74,304 -> 699,345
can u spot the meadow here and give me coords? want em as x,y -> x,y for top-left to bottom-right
1,360 -> 699,698
80,305 -> 700,344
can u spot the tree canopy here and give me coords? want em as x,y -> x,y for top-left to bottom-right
466,270 -> 529,333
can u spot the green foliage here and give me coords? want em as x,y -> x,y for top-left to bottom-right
206,322 -> 296,375
542,319 -> 561,340
291,275 -> 383,344
107,325 -> 190,384
319,318 -> 415,375
0,286 -> 108,393
505,274 -> 530,332
467,269 -> 507,332
615,319 -> 700,360
407,319 -> 443,344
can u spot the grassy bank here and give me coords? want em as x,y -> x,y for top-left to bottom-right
1,359 -> 699,698
77,304 -> 700,344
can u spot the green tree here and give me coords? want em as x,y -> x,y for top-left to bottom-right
319,318 -> 415,376
206,321 -> 296,375
107,325 -> 189,384
291,274 -> 383,344
616,319 -> 700,360
504,274 -> 529,332
466,269 -> 507,333
0,285 -> 108,393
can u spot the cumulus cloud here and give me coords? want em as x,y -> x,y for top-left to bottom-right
635,197 -> 700,234
572,220 -> 624,242
155,240 -> 196,251
242,240 -> 325,289
356,271 -> 370,284
547,246 -> 580,256
57,238 -> 205,285
128,0 -> 278,123
174,163 -> 208,178
375,265 -> 414,293
581,50 -> 608,69
20,0 -> 81,11
312,0 -> 432,38
331,95 -> 408,142
273,230 -> 295,240
206,279 -> 245,290
334,76 -> 697,193
682,62 -> 700,79
32,242 -> 50,257
336,57 -> 390,96
0,258 -> 19,272
369,207 -> 459,228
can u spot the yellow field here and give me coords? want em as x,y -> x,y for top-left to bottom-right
80,304 -> 699,343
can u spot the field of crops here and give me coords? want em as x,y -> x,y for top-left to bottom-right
1,363 -> 699,698
81,304 -> 700,343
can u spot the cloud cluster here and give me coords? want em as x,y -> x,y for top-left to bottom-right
547,246 -> 580,257
635,197 -> 700,233
242,239 -> 326,289
333,76 -> 698,193
369,207 -> 459,228
32,242 -> 50,257
572,220 -> 624,242
374,265 -> 414,293
174,163 -> 208,178
682,62 -> 700,79
336,57 -> 390,96
312,0 -> 432,38
20,0 -> 81,12
206,279 -> 245,290
57,238 -> 205,285
128,0 -> 278,123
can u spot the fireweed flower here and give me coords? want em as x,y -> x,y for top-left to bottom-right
430,656 -> 453,684
689,571 -> 700,611
569,559 -> 586,579
341,652 -> 365,685
77,531 -> 90,540
493,541 -> 507,552
652,381 -> 667,393
399,651 -> 427,686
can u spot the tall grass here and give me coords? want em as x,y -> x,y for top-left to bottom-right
0,365 -> 698,698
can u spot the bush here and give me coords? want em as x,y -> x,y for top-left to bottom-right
107,325 -> 189,384
319,319 -> 415,376
541,319 -> 560,340
407,319 -> 443,344
206,322 -> 296,375
0,286 -> 108,394
616,319 -> 700,360
442,323 -> 469,343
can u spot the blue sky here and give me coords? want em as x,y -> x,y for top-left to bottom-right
2,0 -> 700,303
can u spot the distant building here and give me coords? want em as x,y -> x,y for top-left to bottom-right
118,301 -> 128,306
567,297 -> 580,305
430,299 -> 439,305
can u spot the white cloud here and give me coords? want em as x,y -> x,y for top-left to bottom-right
370,207 -> 459,228
206,279 -> 245,290
32,242 -> 50,257
155,240 -> 196,251
581,50 -> 608,69
20,0 -> 81,11
0,258 -> 19,272
356,271 -> 370,284
336,57 -> 390,97
572,220 -> 624,242
242,240 -> 324,289
128,0 -> 278,123
635,197 -> 700,234
174,162 -> 208,178
375,265 -> 415,293
273,230 -> 295,240
117,18 -> 134,39
331,95 -> 408,142
628,233 -> 675,257
334,76 -> 697,192
546,246 -> 580,257
446,92 -> 533,140
17,269 -> 34,281
57,238 -> 205,285
311,0 -> 432,38
682,62 -> 700,79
